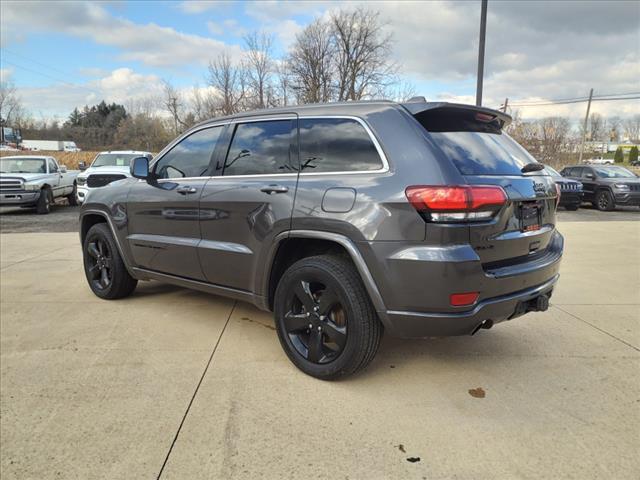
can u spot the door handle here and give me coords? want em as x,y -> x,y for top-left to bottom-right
176,185 -> 197,195
260,185 -> 289,195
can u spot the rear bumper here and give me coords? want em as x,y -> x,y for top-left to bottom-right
364,230 -> 564,337
384,275 -> 558,337
0,191 -> 40,207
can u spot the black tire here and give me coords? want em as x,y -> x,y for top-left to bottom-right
83,223 -> 137,299
66,182 -> 78,206
274,255 -> 383,380
36,187 -> 52,214
595,189 -> 615,211
565,204 -> 579,211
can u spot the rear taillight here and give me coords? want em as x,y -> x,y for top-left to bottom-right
405,185 -> 507,222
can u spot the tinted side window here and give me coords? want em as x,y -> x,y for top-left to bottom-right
299,118 -> 383,172
570,167 -> 582,177
223,120 -> 293,176
154,127 -> 222,179
48,159 -> 58,173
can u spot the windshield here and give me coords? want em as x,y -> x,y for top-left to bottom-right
594,166 -> 637,178
92,153 -> 140,168
544,165 -> 562,177
0,157 -> 47,173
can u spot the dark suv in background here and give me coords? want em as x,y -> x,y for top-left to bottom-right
79,100 -> 563,379
544,165 -> 583,210
560,164 -> 640,211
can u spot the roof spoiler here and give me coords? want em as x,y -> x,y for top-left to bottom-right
400,101 -> 512,128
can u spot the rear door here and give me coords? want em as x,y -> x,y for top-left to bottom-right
198,116 -> 298,292
126,126 -> 223,280
413,105 -> 558,265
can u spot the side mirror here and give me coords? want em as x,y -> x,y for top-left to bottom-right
59,165 -> 67,173
131,156 -> 150,180
78,161 -> 87,171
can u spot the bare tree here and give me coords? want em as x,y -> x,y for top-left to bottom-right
623,114 -> 640,142
588,113 -> 606,142
331,8 -> 394,101
162,80 -> 186,135
207,53 -> 247,115
274,60 -> 293,107
607,116 -> 622,142
243,32 -> 274,109
288,18 -> 335,104
384,80 -> 417,102
538,117 -> 571,164
191,85 -> 219,122
0,80 -> 28,127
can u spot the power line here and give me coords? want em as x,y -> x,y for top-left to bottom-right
0,60 -> 99,95
504,91 -> 640,108
1,47 -> 73,78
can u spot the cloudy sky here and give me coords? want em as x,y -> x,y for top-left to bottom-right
1,0 -> 638,121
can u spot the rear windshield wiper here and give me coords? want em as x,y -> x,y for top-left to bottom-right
521,163 -> 545,173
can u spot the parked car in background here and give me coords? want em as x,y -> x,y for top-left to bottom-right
76,150 -> 153,204
544,165 -> 583,210
0,155 -> 79,213
584,156 -> 613,165
560,165 -> 640,210
79,100 -> 563,379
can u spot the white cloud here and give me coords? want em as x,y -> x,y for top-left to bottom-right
1,1 -> 243,68
15,68 -> 165,120
178,1 -> 234,14
206,20 -> 224,36
1,68 -> 13,82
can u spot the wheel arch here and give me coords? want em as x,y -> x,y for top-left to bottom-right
264,230 -> 388,323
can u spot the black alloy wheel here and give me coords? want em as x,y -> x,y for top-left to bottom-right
86,237 -> 113,291
283,279 -> 347,364
274,255 -> 383,380
596,190 -> 614,211
83,223 -> 138,299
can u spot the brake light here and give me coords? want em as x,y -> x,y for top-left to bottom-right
405,185 -> 507,222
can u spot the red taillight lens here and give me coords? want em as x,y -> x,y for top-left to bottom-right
450,292 -> 480,307
405,185 -> 506,222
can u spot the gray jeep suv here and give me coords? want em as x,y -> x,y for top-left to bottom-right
79,100 -> 563,379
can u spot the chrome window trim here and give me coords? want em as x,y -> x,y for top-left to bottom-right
297,115 -> 390,176
148,113 -> 389,180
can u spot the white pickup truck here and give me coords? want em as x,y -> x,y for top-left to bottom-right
0,155 -> 80,213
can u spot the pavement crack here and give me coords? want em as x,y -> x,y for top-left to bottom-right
554,305 -> 640,352
0,246 -> 69,270
155,301 -> 236,480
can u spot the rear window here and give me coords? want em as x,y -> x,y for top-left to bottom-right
299,118 -> 383,172
414,108 -> 539,176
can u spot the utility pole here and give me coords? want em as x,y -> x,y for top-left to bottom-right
476,0 -> 488,106
502,98 -> 509,113
578,88 -> 594,164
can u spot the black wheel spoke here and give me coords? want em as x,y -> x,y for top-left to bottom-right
323,320 -> 347,350
88,263 -> 101,279
318,290 -> 339,316
283,311 -> 310,333
306,329 -> 323,363
87,242 -> 100,259
294,281 -> 317,312
100,268 -> 109,288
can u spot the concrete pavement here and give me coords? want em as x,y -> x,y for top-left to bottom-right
1,221 -> 639,479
